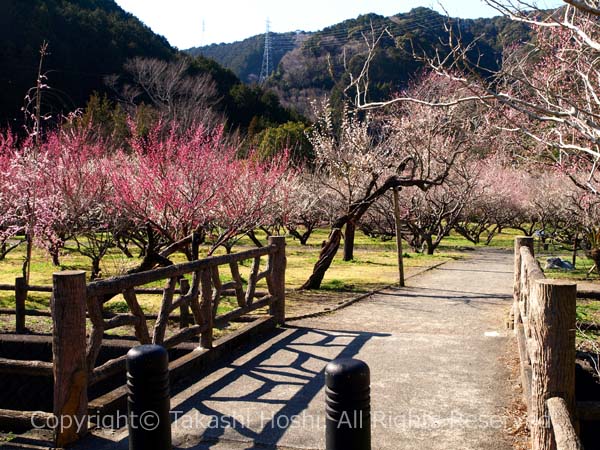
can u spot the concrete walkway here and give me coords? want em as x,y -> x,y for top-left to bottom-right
78,248 -> 515,450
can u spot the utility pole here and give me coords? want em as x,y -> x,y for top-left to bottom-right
393,188 -> 405,287
259,19 -> 273,84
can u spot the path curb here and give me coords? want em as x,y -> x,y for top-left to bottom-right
286,259 -> 450,322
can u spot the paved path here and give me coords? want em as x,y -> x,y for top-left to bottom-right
78,248 -> 515,450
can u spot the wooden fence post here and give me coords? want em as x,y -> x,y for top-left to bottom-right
15,276 -> 27,333
200,269 -> 213,349
52,270 -> 88,447
513,236 -> 534,331
179,278 -> 191,329
268,236 -> 286,325
530,279 -> 577,450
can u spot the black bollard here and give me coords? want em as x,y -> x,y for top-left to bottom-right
126,345 -> 172,450
325,358 -> 371,450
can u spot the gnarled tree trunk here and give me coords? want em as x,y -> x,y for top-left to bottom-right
343,220 -> 356,261
301,170 -> 447,290
300,228 -> 342,290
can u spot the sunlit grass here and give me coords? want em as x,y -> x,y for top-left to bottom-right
3,226 -> 598,331
0,228 -> 465,318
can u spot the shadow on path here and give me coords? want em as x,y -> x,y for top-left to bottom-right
77,326 -> 389,450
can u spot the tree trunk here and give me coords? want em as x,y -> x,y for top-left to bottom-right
299,170 -> 452,290
572,233 -> 579,267
425,236 -> 435,255
288,227 -> 312,246
343,220 -> 356,261
485,225 -> 499,245
247,230 -> 264,248
300,228 -> 342,290
51,248 -> 61,267
117,239 -> 134,258
23,234 -> 33,282
91,257 -> 101,280
299,233 -> 310,246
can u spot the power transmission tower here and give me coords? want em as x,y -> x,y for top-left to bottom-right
259,19 -> 273,84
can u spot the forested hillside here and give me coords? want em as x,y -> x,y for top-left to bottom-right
188,32 -> 310,84
0,0 -> 301,132
187,8 -> 530,115
0,0 -> 174,125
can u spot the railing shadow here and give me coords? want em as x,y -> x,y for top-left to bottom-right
171,325 -> 389,449
72,325 -> 389,450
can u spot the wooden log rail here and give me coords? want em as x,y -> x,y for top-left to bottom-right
0,409 -> 55,431
1,275 -> 275,333
31,236 -> 286,447
0,357 -> 53,376
0,283 -> 270,331
547,397 -> 582,450
511,237 -> 585,450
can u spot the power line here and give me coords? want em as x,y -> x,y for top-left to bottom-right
298,12 -> 448,52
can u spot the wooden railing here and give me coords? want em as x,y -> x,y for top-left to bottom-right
0,236 -> 286,447
547,397 -> 583,450
0,283 -> 212,330
511,236 -> 582,450
0,279 -> 51,333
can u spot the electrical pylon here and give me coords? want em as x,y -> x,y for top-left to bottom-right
259,19 -> 273,84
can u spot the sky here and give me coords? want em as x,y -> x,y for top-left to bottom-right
114,0 -> 565,49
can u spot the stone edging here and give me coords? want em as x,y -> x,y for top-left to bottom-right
286,259 -> 450,322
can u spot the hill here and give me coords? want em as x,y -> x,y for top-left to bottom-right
188,31 -> 310,84
0,0 -> 301,132
187,8 -> 530,115
0,0 -> 175,126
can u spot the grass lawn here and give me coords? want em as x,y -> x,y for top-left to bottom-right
0,228 -> 478,333
523,240 -> 600,349
2,226 -> 599,343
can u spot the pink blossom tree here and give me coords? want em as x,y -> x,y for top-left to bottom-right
110,121 -> 296,270
41,126 -> 122,277
284,172 -> 336,246
207,151 -> 296,254
0,131 -> 26,260
110,122 -> 225,270
0,131 -> 58,278
362,159 -> 478,254
0,125 -> 125,277
454,161 -> 530,245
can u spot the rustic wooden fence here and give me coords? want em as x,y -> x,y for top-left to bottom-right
0,236 -> 286,447
512,236 -> 594,450
0,279 -> 51,333
0,282 -> 214,331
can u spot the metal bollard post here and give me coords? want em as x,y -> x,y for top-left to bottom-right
325,358 -> 371,450
126,345 -> 172,450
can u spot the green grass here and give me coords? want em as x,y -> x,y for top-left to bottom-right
0,227 -> 468,317
0,432 -> 15,442
0,227 -> 590,302
3,225 -> 592,334
438,227 -> 523,250
577,300 -> 600,323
